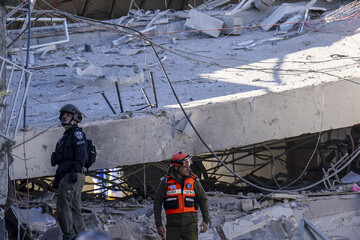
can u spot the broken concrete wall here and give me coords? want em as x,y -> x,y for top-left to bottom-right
10,79 -> 360,179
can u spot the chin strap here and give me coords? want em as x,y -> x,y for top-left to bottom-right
61,119 -> 74,127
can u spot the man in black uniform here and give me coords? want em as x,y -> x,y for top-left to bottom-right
51,104 -> 87,240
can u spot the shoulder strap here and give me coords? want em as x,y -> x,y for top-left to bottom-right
165,175 -> 171,184
190,173 -> 198,179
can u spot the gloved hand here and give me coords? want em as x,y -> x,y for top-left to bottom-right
51,152 -> 57,166
69,173 -> 78,183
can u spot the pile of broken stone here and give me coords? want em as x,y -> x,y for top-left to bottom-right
10,186 -> 360,240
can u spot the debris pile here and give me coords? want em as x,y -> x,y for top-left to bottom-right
10,190 -> 360,239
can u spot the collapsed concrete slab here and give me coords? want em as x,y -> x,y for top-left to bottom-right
185,9 -> 224,37
5,2 -> 360,181
10,78 -> 360,179
13,207 -> 56,233
261,3 -> 326,31
221,205 -> 295,239
213,194 -> 360,240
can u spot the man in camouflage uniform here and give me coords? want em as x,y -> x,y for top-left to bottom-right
51,104 -> 87,240
154,152 -> 209,240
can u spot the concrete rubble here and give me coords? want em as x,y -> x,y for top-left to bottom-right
13,207 -> 56,233
260,2 -> 327,31
254,0 -> 276,12
12,191 -> 360,239
185,9 -> 224,38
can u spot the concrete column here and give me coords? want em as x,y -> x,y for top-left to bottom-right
0,3 -> 9,240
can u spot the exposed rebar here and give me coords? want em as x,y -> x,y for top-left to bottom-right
140,88 -> 152,107
115,81 -> 124,113
101,92 -> 116,114
149,71 -> 158,108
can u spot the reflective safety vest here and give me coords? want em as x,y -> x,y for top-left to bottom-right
164,174 -> 198,215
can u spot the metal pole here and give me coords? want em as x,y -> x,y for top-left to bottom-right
149,71 -> 158,108
101,92 -> 116,114
141,88 -> 152,107
300,218 -> 329,240
13,72 -> 32,140
115,81 -> 124,113
23,0 -> 32,129
6,71 -> 25,136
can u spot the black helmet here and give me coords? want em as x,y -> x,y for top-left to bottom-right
59,104 -> 82,123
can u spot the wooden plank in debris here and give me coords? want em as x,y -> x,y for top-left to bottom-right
185,9 -> 224,38
261,3 -> 326,31
197,0 -> 232,11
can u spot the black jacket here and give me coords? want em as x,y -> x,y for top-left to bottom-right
52,125 -> 87,177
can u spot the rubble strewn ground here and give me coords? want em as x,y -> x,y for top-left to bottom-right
17,191 -> 360,239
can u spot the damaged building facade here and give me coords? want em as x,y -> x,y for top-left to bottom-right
2,0 -> 360,239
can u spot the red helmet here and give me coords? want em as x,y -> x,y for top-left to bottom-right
170,152 -> 192,167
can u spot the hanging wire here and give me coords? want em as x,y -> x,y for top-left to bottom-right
14,0 -> 360,194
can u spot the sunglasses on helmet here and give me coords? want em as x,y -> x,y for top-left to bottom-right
182,156 -> 192,167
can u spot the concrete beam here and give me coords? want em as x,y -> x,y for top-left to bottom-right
11,79 -> 360,179
185,9 -> 224,38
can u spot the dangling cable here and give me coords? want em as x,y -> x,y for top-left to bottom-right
36,1 -> 360,192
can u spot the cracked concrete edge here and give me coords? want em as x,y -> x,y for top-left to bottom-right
10,79 -> 360,179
